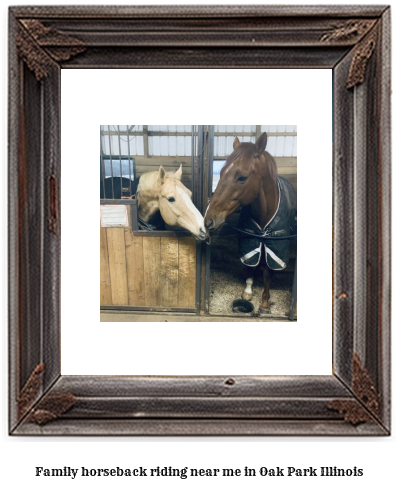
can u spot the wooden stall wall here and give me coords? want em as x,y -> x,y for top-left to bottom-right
100,219 -> 197,310
275,157 -> 297,192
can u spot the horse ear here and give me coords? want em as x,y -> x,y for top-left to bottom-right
233,136 -> 241,150
174,164 -> 183,181
255,132 -> 267,155
158,165 -> 166,183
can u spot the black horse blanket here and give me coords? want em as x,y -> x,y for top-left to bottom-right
238,176 -> 297,270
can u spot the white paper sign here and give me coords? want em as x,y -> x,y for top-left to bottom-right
100,205 -> 129,227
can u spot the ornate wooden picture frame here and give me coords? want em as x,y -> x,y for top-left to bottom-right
9,5 -> 391,435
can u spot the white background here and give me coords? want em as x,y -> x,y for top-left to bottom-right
1,1 -> 398,492
61,68 -> 332,376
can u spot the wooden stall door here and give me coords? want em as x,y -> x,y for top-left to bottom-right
101,224 -> 197,310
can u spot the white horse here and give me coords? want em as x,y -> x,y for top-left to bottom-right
137,165 -> 206,240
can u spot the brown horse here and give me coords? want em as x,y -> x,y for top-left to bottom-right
137,165 -> 207,240
205,133 -> 296,314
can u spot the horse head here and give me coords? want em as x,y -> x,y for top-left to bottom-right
205,132 -> 278,231
138,165 -> 206,240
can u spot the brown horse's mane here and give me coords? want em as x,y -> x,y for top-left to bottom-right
222,142 -> 278,182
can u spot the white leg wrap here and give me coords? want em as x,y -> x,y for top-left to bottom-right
242,278 -> 253,300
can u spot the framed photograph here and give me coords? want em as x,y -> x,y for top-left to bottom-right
9,5 -> 391,435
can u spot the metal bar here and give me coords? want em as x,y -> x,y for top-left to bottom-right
100,154 -> 131,160
196,125 -> 206,313
288,255 -> 297,321
200,312 -> 290,320
214,132 -> 298,137
100,305 -> 197,314
102,130 -> 190,137
131,199 -> 139,233
204,239 -> 211,314
107,127 -> 115,198
117,125 -> 123,198
195,241 -> 202,315
100,199 -> 136,205
191,125 -> 195,204
191,125 -> 202,315
101,130 -> 297,137
126,125 -> 132,196
100,127 -> 106,198
217,132 -> 296,138
203,125 -> 214,314
208,125 -> 215,201
143,125 -> 149,158
100,307 -> 288,319
197,126 -> 205,213
106,155 -> 295,163
214,156 -> 297,162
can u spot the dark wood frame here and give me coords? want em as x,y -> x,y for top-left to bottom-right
9,5 -> 391,435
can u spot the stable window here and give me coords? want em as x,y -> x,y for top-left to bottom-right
100,158 -> 136,199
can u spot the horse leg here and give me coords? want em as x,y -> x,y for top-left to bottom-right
241,266 -> 254,301
259,265 -> 273,315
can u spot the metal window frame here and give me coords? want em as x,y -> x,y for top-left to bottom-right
9,5 -> 390,436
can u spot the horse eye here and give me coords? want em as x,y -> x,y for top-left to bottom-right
237,176 -> 248,183
167,197 -> 176,202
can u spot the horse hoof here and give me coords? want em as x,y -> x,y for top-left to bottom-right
242,293 -> 253,301
259,307 -> 271,315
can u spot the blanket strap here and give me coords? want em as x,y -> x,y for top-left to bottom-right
220,223 -> 297,241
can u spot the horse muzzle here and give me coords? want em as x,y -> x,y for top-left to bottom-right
205,218 -> 215,230
205,215 -> 225,232
197,227 -> 207,241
